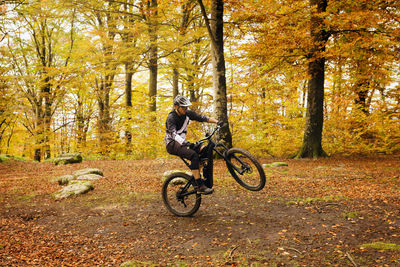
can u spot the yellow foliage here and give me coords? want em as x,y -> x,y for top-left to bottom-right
324,110 -> 400,156
1,0 -> 399,160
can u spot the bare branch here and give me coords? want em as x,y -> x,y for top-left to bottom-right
197,0 -> 217,49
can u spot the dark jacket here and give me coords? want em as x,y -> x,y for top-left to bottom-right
164,109 -> 209,146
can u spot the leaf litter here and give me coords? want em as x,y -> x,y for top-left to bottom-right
0,156 -> 399,265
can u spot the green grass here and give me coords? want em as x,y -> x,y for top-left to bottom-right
9,186 -> 26,195
0,154 -> 27,162
132,191 -> 158,201
263,162 -> 288,168
0,155 -> 9,162
360,242 -> 400,251
286,195 -> 343,205
384,166 -> 400,171
82,190 -> 158,209
342,211 -> 359,219
17,193 -> 37,201
120,260 -> 158,266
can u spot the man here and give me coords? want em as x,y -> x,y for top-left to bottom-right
165,95 -> 219,194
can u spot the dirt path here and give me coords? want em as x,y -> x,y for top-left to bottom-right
1,157 -> 399,266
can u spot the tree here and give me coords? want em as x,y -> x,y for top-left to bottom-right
71,76 -> 95,152
168,1 -> 211,107
5,0 -> 76,160
198,0 -> 232,147
142,0 -> 158,113
119,0 -> 145,150
78,0 -> 120,154
296,0 -> 329,158
169,0 -> 197,98
1,0 -> 399,159
0,66 -> 17,153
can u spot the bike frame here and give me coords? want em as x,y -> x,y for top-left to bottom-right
179,126 -> 250,189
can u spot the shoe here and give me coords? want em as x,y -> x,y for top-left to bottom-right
194,184 -> 214,195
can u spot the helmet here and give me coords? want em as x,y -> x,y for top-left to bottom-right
173,95 -> 192,107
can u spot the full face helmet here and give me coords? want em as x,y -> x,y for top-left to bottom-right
173,95 -> 192,107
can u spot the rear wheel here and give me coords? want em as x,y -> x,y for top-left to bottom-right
225,148 -> 266,191
162,172 -> 201,217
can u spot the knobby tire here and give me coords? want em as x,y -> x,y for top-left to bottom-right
161,172 -> 201,217
225,147 -> 266,191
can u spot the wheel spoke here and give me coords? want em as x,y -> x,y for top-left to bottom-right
226,148 -> 266,191
162,173 -> 201,216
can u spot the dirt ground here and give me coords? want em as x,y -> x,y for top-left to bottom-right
0,156 -> 399,266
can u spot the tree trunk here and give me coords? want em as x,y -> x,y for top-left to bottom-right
172,67 -> 179,97
43,77 -> 52,159
121,2 -> 137,154
296,0 -> 330,159
149,52 -> 157,113
125,62 -> 133,152
76,98 -> 86,147
198,0 -> 232,147
34,102 -> 44,162
148,0 -> 158,113
354,60 -> 371,115
97,76 -> 113,154
354,82 -> 370,115
95,6 -> 117,155
172,1 -> 194,99
210,0 -> 232,147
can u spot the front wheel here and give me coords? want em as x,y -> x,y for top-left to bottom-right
162,172 -> 201,217
225,148 -> 266,191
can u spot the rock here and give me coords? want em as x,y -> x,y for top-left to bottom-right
0,154 -> 25,163
161,170 -> 192,183
76,174 -> 103,181
57,175 -> 74,185
52,153 -> 82,165
52,180 -> 94,200
171,177 -> 187,185
263,162 -> 288,168
0,155 -> 7,163
52,168 -> 103,198
55,169 -> 103,185
74,168 -> 103,177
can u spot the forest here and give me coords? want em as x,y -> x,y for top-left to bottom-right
1,0 -> 399,160
1,1 -> 400,265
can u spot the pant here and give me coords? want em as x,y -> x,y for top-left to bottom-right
166,141 -> 200,170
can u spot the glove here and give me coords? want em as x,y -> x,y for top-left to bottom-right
217,121 -> 227,128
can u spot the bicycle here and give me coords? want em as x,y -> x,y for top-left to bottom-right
162,124 -> 266,217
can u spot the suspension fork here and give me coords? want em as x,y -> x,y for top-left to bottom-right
215,144 -> 248,175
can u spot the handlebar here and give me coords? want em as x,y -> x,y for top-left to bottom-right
195,122 -> 228,146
